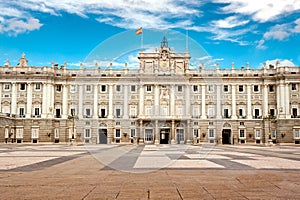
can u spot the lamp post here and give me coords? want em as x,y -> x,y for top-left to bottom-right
263,112 -> 276,145
68,114 -> 78,144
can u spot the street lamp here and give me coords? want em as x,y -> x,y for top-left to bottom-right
263,112 -> 276,145
68,114 -> 79,142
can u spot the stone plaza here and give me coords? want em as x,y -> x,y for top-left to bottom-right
0,143 -> 299,199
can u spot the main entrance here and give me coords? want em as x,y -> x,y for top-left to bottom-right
222,129 -> 231,144
99,129 -> 107,144
160,129 -> 170,144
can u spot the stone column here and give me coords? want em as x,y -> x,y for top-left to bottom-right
41,83 -> 47,118
185,85 -> 190,116
93,84 -> 98,119
48,84 -> 54,118
26,83 -> 32,118
78,85 -> 83,118
247,84 -> 252,119
108,84 -> 113,119
285,83 -> 290,118
201,85 -> 206,119
276,83 -> 281,117
186,119 -> 191,144
10,83 -> 17,115
139,85 -> 144,116
263,84 -> 268,117
279,81 -> 285,118
231,84 -> 237,119
171,120 -> 175,144
170,85 -> 175,117
139,120 -> 143,144
216,85 -> 221,119
154,85 -> 159,116
62,85 -> 68,119
155,120 -> 159,144
123,85 -> 129,119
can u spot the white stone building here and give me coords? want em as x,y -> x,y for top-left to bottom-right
1,36 -> 300,144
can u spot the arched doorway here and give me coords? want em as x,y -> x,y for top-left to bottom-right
222,122 -> 232,144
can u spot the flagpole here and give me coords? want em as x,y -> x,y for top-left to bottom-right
141,30 -> 143,52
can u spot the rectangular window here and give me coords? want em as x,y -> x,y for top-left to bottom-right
240,122 -> 244,126
130,129 -> 135,138
35,83 -> 41,90
16,128 -> 23,139
270,108 -> 275,116
19,108 -> 25,117
4,84 -> 10,90
20,83 -> 26,91
70,85 -> 76,92
86,85 -> 91,92
100,109 -> 106,118
146,85 -> 152,92
34,108 -> 40,116
239,108 -> 243,117
145,129 -> 153,141
254,109 -> 260,118
269,85 -> 275,92
54,128 -> 59,139
208,129 -> 215,138
292,108 -> 297,117
239,130 -> 245,138
209,122 -> 213,126
193,129 -> 199,137
146,106 -> 152,115
32,128 -> 39,139
239,85 -> 244,92
224,85 -> 228,92
271,130 -> 276,139
116,85 -> 121,92
178,85 -> 183,92
55,109 -> 61,118
208,107 -> 214,118
56,85 -> 62,92
85,129 -> 91,138
193,85 -> 198,92
70,108 -> 76,116
294,129 -> 300,138
116,108 -> 121,118
208,85 -> 213,92
292,83 -> 297,91
131,85 -> 136,92
86,108 -> 91,117
115,129 -> 121,138
255,130 -> 261,138
101,85 -> 106,92
131,121 -> 135,125
253,85 -> 259,92
224,108 -> 229,118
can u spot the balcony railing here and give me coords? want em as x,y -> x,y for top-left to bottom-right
291,115 -> 300,118
253,116 -> 262,119
99,115 -> 107,118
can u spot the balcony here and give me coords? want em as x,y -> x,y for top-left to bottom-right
84,115 -> 91,118
55,115 -> 61,118
238,115 -> 246,119
222,115 -> 231,119
253,116 -> 262,119
31,115 -> 41,118
99,115 -> 107,118
192,115 -> 201,119
291,115 -> 300,118
130,115 -> 137,118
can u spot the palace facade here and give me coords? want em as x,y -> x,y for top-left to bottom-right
1,36 -> 300,145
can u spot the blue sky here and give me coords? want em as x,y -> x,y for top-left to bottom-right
0,0 -> 299,69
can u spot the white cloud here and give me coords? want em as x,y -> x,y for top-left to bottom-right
1,0 -> 201,32
261,59 -> 295,68
256,18 -> 300,49
256,39 -> 266,50
263,24 -> 291,41
213,0 -> 300,22
0,17 -> 43,35
212,16 -> 249,28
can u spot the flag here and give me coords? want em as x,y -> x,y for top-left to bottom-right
136,27 -> 142,35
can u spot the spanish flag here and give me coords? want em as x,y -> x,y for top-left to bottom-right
136,27 -> 142,35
